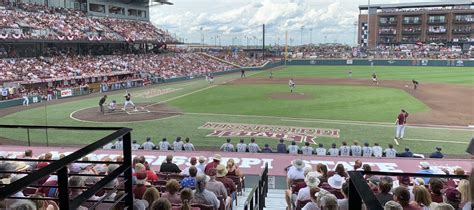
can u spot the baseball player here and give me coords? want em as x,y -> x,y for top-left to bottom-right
220,138 -> 235,152
108,100 -> 117,112
301,142 -> 314,155
287,141 -> 299,155
339,142 -> 351,156
131,140 -> 141,150
412,79 -> 419,90
102,142 -> 114,149
384,144 -> 397,158
173,137 -> 184,151
315,143 -> 327,156
372,143 -> 383,158
141,137 -> 155,150
328,143 -> 339,156
99,95 -> 107,113
348,69 -> 352,78
288,78 -> 295,93
362,143 -> 373,157
114,138 -> 123,150
183,138 -> 195,151
371,73 -> 378,85
241,69 -> 246,78
123,91 -> 137,111
248,138 -> 260,153
158,138 -> 171,151
351,141 -> 362,157
22,92 -> 29,106
269,70 -> 273,79
236,139 -> 247,152
395,109 -> 409,141
209,75 -> 214,84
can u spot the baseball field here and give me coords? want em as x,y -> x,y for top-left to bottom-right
0,65 -> 472,155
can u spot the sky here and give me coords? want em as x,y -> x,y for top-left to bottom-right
149,0 -> 450,46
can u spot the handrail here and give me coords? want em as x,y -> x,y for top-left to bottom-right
0,125 -> 134,210
243,162 -> 268,210
348,170 -> 471,210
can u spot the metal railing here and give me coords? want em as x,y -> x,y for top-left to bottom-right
243,162 -> 268,210
0,124 -> 134,210
347,171 -> 470,210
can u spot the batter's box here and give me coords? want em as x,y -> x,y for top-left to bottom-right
126,107 -> 151,115
103,109 -> 127,115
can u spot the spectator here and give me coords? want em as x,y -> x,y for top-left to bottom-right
161,179 -> 181,204
416,162 -> 433,184
159,138 -> 171,151
334,164 -> 348,178
183,138 -> 195,151
142,187 -> 160,209
23,149 -> 37,169
288,141 -> 300,155
368,176 -> 381,193
180,166 -> 197,188
338,182 -> 349,210
397,176 -> 415,201
430,203 -> 455,210
10,200 -> 36,210
287,159 -> 306,187
160,155 -> 181,174
177,188 -> 200,210
411,186 -> 432,210
429,147 -> 444,159
385,200 -> 403,210
37,153 -> 52,169
316,143 -> 326,156
277,139 -> 287,153
173,137 -> 184,151
457,179 -> 470,209
301,142 -> 314,155
204,154 -> 221,175
262,144 -> 273,153
292,171 -> 321,209
444,188 -> 461,210
248,138 -> 260,153
134,171 -> 149,199
393,187 -> 421,210
215,165 -> 236,197
399,148 -> 414,157
301,187 -> 321,210
236,139 -> 247,152
141,137 -> 155,150
328,143 -> 339,156
226,159 -> 241,177
353,159 -> 363,171
144,163 -> 158,182
377,176 -> 395,206
220,138 -> 234,152
206,168 -> 231,208
182,157 -> 203,176
193,175 -> 220,209
151,198 -> 172,210
196,156 -> 206,173
315,163 -> 329,183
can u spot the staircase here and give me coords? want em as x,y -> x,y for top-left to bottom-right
235,188 -> 287,210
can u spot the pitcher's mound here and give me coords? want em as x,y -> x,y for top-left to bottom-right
269,92 -> 312,100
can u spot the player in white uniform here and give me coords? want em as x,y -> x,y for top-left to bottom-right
123,91 -> 137,111
372,143 -> 383,158
248,138 -> 260,153
289,78 -> 295,93
351,141 -> 362,157
236,139 -> 247,153
384,144 -> 397,158
301,142 -> 313,155
173,137 -> 184,151
287,141 -> 299,155
328,143 -> 339,156
159,138 -> 171,151
315,143 -> 327,156
339,142 -> 351,156
220,138 -> 235,152
131,140 -> 141,150
362,143 -> 373,157
141,137 -> 155,150
102,142 -> 114,149
114,138 -> 123,150
183,138 -> 195,151
108,100 -> 117,112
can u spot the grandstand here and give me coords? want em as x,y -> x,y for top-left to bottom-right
0,0 -> 473,210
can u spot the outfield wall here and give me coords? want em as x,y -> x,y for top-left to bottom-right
284,59 -> 473,67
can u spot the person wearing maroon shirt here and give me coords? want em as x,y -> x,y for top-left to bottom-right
215,165 -> 236,203
395,109 -> 409,141
133,172 -> 148,199
204,154 -> 221,175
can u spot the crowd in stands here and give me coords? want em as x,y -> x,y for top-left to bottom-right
0,149 -> 248,210
0,53 -> 235,83
0,3 -> 175,42
105,137 -> 446,159
209,52 -> 267,67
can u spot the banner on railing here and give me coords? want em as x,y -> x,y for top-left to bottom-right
60,89 -> 73,98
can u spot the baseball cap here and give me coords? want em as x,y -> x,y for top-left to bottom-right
444,188 -> 461,202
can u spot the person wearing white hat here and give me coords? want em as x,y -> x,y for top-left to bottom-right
328,174 -> 345,190
289,172 -> 321,210
287,159 -> 306,185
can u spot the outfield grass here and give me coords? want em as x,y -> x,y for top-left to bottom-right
168,84 -> 429,122
255,66 -> 474,85
0,66 -> 471,155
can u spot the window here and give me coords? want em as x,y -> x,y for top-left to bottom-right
128,9 -> 138,16
109,6 -> 125,15
455,14 -> 472,22
429,15 -> 445,23
89,3 -> 105,13
138,10 -> 146,18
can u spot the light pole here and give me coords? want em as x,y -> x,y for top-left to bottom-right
200,27 -> 203,45
309,28 -> 313,44
353,21 -> 358,46
300,25 -> 304,45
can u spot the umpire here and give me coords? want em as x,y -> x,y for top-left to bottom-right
99,95 -> 107,113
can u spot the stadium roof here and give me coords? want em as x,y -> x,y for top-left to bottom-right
359,0 -> 473,10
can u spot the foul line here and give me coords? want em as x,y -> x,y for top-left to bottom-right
403,138 -> 469,145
